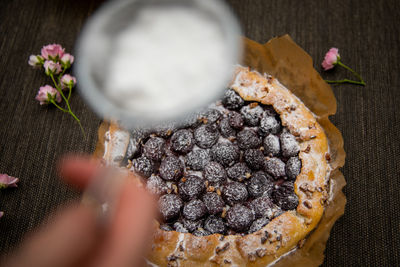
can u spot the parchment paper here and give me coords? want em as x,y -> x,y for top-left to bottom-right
242,35 -> 346,266
94,35 -> 346,266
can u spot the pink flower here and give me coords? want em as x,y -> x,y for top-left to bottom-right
61,74 -> 77,90
0,211 -> 3,218
35,85 -> 61,105
0,174 -> 19,189
60,53 -> 74,67
28,55 -> 44,68
43,60 -> 62,75
41,44 -> 65,60
322,48 -> 340,70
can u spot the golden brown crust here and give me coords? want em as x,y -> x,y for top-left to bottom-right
97,66 -> 331,266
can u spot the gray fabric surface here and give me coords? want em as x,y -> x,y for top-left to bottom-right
0,0 -> 399,266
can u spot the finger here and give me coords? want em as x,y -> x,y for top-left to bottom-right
58,155 -> 100,189
5,204 -> 99,267
91,180 -> 156,267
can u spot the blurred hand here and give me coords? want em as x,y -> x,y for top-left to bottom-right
4,156 -> 156,267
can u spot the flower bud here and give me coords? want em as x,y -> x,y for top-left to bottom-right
0,174 -> 19,189
28,55 -> 44,68
35,85 -> 61,105
61,74 -> 77,90
322,48 -> 340,71
60,53 -> 74,68
43,60 -> 62,75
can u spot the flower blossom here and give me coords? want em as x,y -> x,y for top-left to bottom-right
35,85 -> 61,105
44,60 -> 62,75
28,55 -> 44,68
61,74 -> 77,90
60,53 -> 74,68
41,44 -> 65,60
322,48 -> 340,70
0,174 -> 19,189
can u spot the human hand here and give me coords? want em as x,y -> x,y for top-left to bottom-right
4,155 -> 156,267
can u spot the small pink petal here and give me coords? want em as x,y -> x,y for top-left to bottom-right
0,174 -> 19,188
43,60 -> 62,75
322,47 -> 340,71
61,74 -> 77,90
41,44 -> 65,60
35,85 -> 60,105
61,53 -> 74,66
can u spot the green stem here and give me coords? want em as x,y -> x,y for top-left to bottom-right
67,84 -> 72,101
336,61 -> 366,85
325,79 -> 366,86
50,73 -> 85,137
50,99 -> 68,112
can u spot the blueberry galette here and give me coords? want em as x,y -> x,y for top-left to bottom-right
102,66 -> 331,266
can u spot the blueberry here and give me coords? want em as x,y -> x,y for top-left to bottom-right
210,143 -> 240,167
178,175 -> 206,200
193,228 -> 211,236
259,115 -> 281,136
159,194 -> 183,221
226,162 -> 251,182
160,224 -> 173,231
185,149 -> 211,171
272,182 -> 299,210
202,192 -> 225,215
146,175 -> 168,195
222,182 -> 248,206
153,123 -> 178,138
173,222 -> 189,233
248,217 -> 270,233
182,218 -> 203,232
244,149 -> 265,170
264,157 -> 286,178
286,157 -> 301,180
183,199 -> 207,221
280,132 -> 300,157
199,108 -> 222,124
194,124 -> 219,149
222,89 -> 245,109
251,196 -> 275,218
247,171 -> 274,198
226,204 -> 254,232
204,215 -> 227,234
219,117 -> 236,138
170,129 -> 194,154
132,156 -> 154,177
240,104 -> 264,126
159,155 -> 184,181
237,129 -> 262,149
143,137 -> 166,161
203,161 -> 227,183
228,111 -> 244,129
263,134 -> 281,156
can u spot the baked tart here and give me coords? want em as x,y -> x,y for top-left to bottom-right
99,65 -> 331,266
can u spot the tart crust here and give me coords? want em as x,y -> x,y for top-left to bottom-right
100,66 -> 331,266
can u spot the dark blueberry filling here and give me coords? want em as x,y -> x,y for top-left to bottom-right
143,137 -> 166,161
203,161 -> 227,184
226,162 -> 251,182
170,129 -> 194,154
128,89 -> 302,235
240,104 -> 264,126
